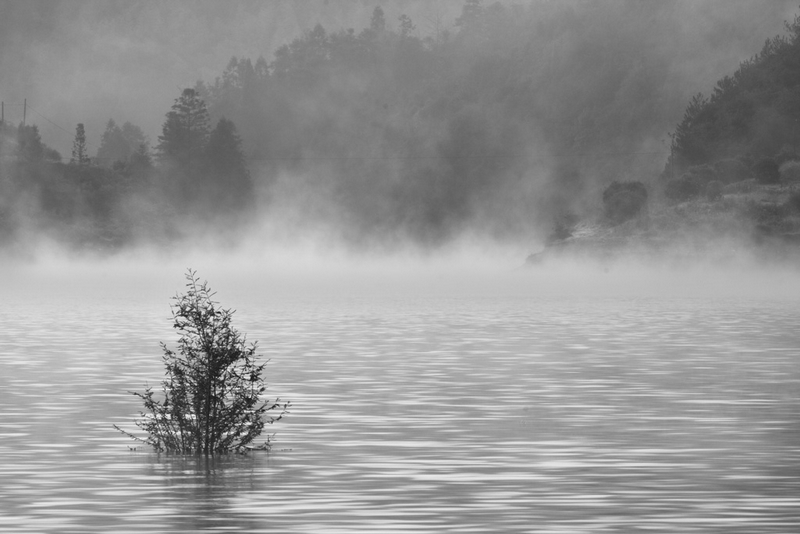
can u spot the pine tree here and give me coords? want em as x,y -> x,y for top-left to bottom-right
97,119 -> 126,164
370,6 -> 386,33
71,123 -> 90,165
157,88 -> 210,165
204,117 -> 252,209
16,124 -> 45,163
398,14 -> 416,38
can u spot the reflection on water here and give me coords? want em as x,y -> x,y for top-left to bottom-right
1,291 -> 799,533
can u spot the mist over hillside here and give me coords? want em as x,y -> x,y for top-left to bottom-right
0,0 -> 798,255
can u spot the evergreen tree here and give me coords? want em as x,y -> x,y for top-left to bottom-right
97,119 -> 148,165
456,0 -> 484,28
398,14 -> 416,38
71,123 -> 90,165
97,119 -> 126,164
204,117 -> 252,209
157,88 -> 211,165
121,122 -> 147,153
129,143 -> 153,171
16,124 -> 45,164
370,6 -> 386,33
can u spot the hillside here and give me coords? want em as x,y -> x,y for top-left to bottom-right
528,10 -> 800,265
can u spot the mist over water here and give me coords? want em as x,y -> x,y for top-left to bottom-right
2,252 -> 800,533
2,0 -> 800,254
2,2 -> 800,532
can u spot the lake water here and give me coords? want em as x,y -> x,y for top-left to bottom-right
1,261 -> 799,533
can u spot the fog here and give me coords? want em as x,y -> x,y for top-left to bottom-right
1,0 -> 799,263
0,1 -> 464,155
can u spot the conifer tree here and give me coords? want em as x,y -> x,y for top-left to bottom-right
157,88 -> 210,165
71,123 -> 90,165
205,117 -> 252,209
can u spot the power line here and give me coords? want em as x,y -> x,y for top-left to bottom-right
26,104 -> 74,137
0,100 -> 73,137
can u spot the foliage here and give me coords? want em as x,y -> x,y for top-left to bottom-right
16,124 -> 46,163
9,2 -> 800,251
157,88 -> 211,165
193,0 -> 705,243
97,119 -> 147,165
71,123 -> 90,165
115,270 -> 289,454
714,158 -> 751,183
602,181 -> 648,224
664,175 -> 703,202
203,118 -> 253,211
668,12 -> 800,172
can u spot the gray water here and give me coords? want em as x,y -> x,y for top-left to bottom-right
1,266 -> 799,533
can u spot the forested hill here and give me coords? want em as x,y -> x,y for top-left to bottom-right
194,1 -> 692,245
2,1 -> 798,253
669,12 -> 800,173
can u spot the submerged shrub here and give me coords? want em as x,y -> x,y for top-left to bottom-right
602,181 -> 647,224
115,270 -> 289,454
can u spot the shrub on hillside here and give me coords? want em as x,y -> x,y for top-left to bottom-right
685,164 -> 717,185
752,157 -> 780,184
664,174 -> 703,202
602,181 -> 647,224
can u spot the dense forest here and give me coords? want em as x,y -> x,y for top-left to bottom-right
1,1 -> 799,253
658,10 -> 800,206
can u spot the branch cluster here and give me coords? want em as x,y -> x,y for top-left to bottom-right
116,270 -> 288,454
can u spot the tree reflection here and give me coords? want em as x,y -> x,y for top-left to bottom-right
142,453 -> 270,531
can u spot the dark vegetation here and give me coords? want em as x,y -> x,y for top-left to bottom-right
2,1 -> 800,254
668,12 -> 800,174
0,1 -> 705,251
532,7 -> 800,263
115,270 -> 289,454
602,181 -> 648,225
0,92 -> 250,249
641,11 -> 800,251
664,11 -> 800,193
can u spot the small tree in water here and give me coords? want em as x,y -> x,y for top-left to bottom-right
115,270 -> 288,454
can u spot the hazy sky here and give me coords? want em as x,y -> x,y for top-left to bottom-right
0,0 -> 796,157
0,0 -> 463,155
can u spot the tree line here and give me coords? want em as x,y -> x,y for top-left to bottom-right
3,1 -> 797,251
0,87 -> 251,250
663,11 -> 800,199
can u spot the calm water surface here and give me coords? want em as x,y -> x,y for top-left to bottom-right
1,270 -> 799,533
